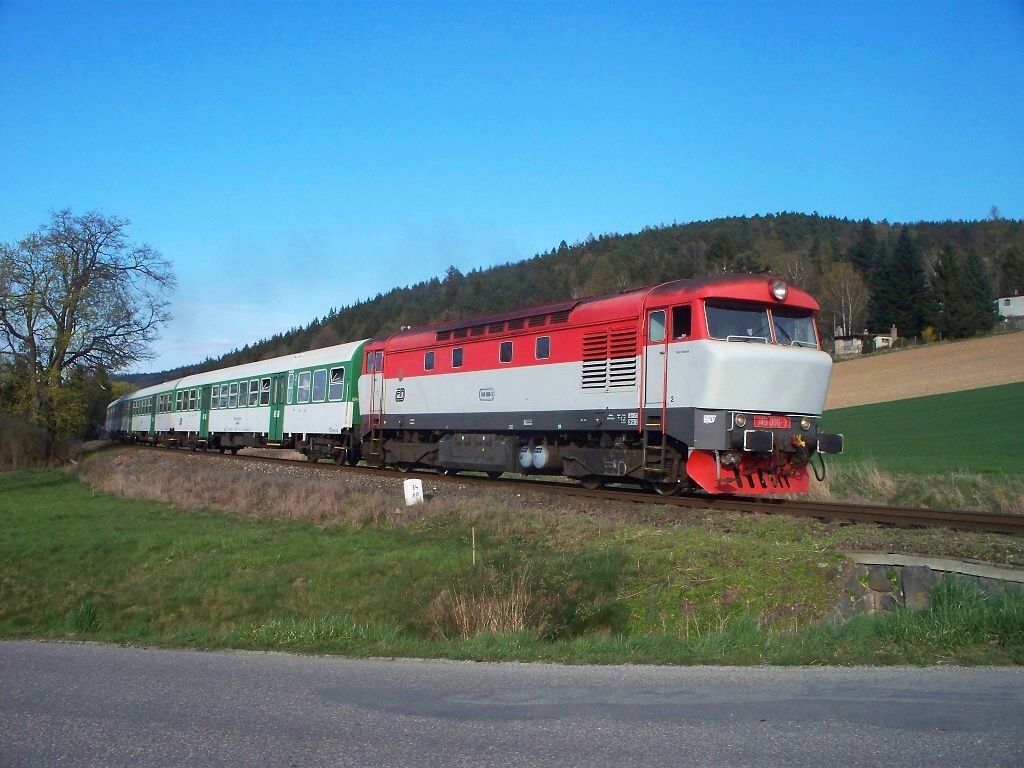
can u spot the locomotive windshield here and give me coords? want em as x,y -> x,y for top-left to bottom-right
772,307 -> 818,348
705,301 -> 771,343
705,300 -> 818,348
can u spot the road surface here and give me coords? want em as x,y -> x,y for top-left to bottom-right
2,641 -> 1021,767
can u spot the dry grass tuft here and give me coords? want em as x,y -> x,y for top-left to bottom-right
422,567 -> 552,639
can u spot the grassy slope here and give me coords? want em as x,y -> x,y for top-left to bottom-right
2,469 -> 1022,664
822,381 -> 1024,474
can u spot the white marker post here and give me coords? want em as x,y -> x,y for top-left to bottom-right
403,479 -> 424,507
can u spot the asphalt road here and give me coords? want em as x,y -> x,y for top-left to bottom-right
2,641 -> 1022,768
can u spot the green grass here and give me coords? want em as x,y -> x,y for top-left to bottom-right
1,469 -> 1022,664
822,381 -> 1024,474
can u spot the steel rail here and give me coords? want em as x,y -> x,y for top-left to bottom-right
125,443 -> 1024,537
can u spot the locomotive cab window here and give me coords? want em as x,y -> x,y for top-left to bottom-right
452,347 -> 464,368
648,310 -> 666,343
424,351 -> 434,371
260,378 -> 271,405
328,367 -> 345,400
312,369 -> 327,402
672,305 -> 692,339
536,336 -> 550,360
499,341 -> 513,364
705,300 -> 771,343
771,307 -> 819,349
249,379 -> 259,406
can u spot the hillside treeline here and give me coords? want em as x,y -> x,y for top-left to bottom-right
124,213 -> 1024,387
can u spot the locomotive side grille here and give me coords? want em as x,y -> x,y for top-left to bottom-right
488,322 -> 505,333
581,326 -> 637,390
436,331 -> 451,341
528,315 -> 547,327
453,328 -> 467,339
508,319 -> 525,330
550,310 -> 571,324
470,325 -> 486,336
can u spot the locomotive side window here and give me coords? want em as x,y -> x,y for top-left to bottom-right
239,381 -> 248,407
297,371 -> 311,403
705,301 -> 770,343
260,378 -> 271,406
329,367 -> 345,400
366,351 -> 374,373
648,310 -> 666,343
211,385 -> 219,409
672,306 -> 692,339
312,369 -> 327,402
536,336 -> 550,360
424,351 -> 434,371
452,347 -> 464,368
499,341 -> 513,364
249,379 -> 259,406
375,351 -> 383,372
228,383 -> 239,408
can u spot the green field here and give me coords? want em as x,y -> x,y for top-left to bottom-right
822,382 -> 1024,475
1,468 -> 1022,665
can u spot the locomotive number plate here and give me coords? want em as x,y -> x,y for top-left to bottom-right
753,415 -> 791,429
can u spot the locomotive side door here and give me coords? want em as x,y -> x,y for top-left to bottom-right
643,308 -> 668,408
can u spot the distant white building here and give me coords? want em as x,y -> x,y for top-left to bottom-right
996,296 -> 1024,318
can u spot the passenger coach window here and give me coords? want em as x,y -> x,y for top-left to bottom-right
219,386 -> 229,409
536,336 -> 550,360
286,373 -> 294,404
228,383 -> 238,408
672,306 -> 692,339
249,380 -> 259,406
312,369 -> 327,402
297,371 -> 311,403
648,310 -> 666,343
211,386 -> 219,409
189,390 -> 198,410
176,391 -> 184,411
452,347 -> 464,368
499,341 -> 513,363
329,367 -> 345,400
260,378 -> 271,406
424,351 -> 434,371
239,381 -> 248,407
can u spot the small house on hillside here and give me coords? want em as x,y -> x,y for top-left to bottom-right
996,296 -> 1024,319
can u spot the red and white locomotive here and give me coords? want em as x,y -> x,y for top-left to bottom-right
358,274 -> 843,495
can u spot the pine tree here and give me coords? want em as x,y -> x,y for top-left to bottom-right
999,248 -> 1024,296
869,227 -> 930,337
962,249 -> 996,334
930,246 -> 971,338
846,219 -> 880,274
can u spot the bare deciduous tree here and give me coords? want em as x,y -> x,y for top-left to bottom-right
821,262 -> 869,336
0,209 -> 175,453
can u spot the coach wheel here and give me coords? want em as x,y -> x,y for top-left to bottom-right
334,450 -> 346,466
486,471 -> 502,480
218,448 -> 226,454
306,453 -> 320,464
578,475 -> 603,490
437,467 -> 459,477
651,481 -> 680,497
398,463 -> 416,473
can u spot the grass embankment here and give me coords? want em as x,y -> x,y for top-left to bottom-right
2,464 -> 1022,664
822,381 -> 1024,475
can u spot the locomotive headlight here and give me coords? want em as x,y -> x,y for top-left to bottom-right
800,417 -> 811,431
734,413 -> 747,428
770,279 -> 788,301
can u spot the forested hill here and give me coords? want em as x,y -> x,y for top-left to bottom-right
122,213 -> 1024,387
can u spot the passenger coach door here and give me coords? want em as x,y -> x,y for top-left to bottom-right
644,309 -> 668,408
199,385 -> 211,439
268,374 -> 286,441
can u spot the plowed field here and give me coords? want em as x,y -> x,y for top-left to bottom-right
825,332 -> 1024,410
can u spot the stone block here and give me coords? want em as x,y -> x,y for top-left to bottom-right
868,566 -> 894,593
900,565 -> 935,612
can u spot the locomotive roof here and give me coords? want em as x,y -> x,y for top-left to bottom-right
372,273 -> 818,350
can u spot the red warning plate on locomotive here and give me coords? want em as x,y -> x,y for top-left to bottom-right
753,415 -> 791,429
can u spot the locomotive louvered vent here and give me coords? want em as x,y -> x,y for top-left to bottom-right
528,315 -> 547,327
508,319 -> 525,330
488,322 -> 505,334
453,328 -> 467,339
581,326 -> 638,390
470,324 -> 485,336
550,310 -> 571,323
436,331 -> 451,341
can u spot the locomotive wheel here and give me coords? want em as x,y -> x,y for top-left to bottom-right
651,481 -> 680,497
578,475 -> 603,490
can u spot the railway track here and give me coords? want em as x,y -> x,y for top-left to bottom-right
126,443 -> 1024,536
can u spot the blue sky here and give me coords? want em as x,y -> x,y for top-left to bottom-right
2,1 -> 1022,371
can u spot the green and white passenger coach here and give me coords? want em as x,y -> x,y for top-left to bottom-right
106,340 -> 368,464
